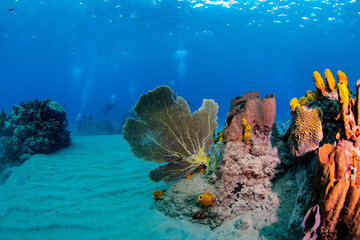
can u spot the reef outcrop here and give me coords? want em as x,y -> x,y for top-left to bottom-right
125,69 -> 360,239
76,114 -> 115,136
0,99 -> 71,163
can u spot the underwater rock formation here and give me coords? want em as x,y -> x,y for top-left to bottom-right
76,114 -> 115,136
223,91 -> 276,145
123,86 -> 218,184
0,99 -> 71,162
215,141 -> 281,232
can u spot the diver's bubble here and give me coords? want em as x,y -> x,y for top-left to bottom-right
129,79 -> 135,101
76,113 -> 82,122
174,49 -> 188,80
72,67 -> 83,84
174,49 -> 188,58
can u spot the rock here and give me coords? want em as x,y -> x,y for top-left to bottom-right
77,115 -> 115,136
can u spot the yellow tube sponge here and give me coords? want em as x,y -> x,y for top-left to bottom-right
243,131 -> 251,144
313,71 -> 326,96
338,82 -> 349,104
290,97 -> 301,113
337,70 -> 348,86
324,69 -> 336,92
290,98 -> 299,109
241,118 -> 248,127
244,125 -> 251,133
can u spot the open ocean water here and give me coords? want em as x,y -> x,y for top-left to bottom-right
1,0 -> 360,239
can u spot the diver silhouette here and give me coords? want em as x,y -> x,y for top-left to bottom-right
100,95 -> 116,114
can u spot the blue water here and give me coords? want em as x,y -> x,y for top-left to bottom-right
1,0 -> 359,129
0,1 -> 360,239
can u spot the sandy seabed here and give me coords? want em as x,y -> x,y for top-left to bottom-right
0,135 -> 221,240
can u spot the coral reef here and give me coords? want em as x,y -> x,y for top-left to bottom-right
288,107 -> 323,157
223,91 -> 276,145
0,100 -> 71,162
123,86 -> 218,184
300,70 -> 360,240
126,70 -> 360,239
76,114 -> 115,136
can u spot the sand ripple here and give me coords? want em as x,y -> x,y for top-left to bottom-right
0,136 -> 167,240
0,135 -> 221,240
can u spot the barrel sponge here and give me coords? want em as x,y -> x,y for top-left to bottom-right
288,107 -> 323,157
325,69 -> 336,92
338,82 -> 349,104
313,71 -> 326,96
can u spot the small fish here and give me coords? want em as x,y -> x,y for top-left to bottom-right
9,8 -> 14,12
282,120 -> 290,126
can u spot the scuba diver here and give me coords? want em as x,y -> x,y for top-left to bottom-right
100,95 -> 116,114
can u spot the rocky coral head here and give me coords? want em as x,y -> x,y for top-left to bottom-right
123,86 -> 218,184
